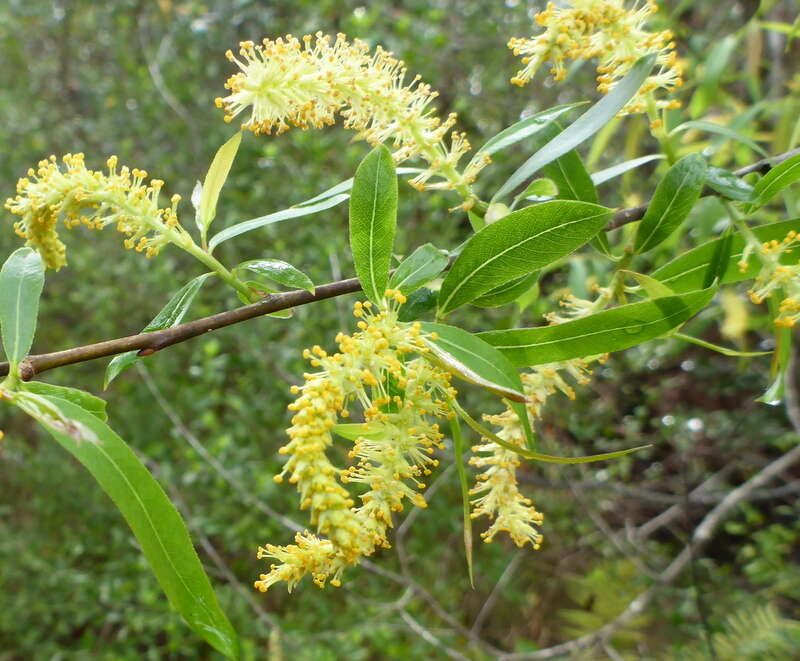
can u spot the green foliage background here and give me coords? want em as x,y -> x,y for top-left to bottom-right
1,1 -> 799,659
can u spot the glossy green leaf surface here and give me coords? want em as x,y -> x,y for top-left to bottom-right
652,219 -> 800,293
104,273 -> 212,388
591,154 -> 665,185
234,259 -> 314,294
0,247 -> 45,368
634,153 -> 707,254
493,54 -> 656,201
438,201 -> 612,314
349,145 -> 398,304
705,166 -> 757,202
20,395 -> 240,660
479,288 -> 715,367
669,120 -> 767,156
388,244 -> 449,294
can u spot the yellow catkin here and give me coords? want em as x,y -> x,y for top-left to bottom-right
215,33 -> 489,205
5,154 -> 184,269
747,231 -> 800,328
255,290 -> 456,592
508,0 -> 682,115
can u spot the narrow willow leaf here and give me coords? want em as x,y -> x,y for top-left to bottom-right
234,259 -> 314,294
438,201 -> 612,314
522,178 -> 558,200
451,398 -> 649,464
20,395 -> 240,659
199,131 -> 242,233
747,153 -> 800,211
590,154 -> 665,185
479,288 -> 715,367
471,272 -> 539,308
542,145 -> 598,204
0,247 -> 45,368
422,323 -> 526,402
105,273 -> 212,388
651,219 -> 800,293
672,332 -> 771,357
398,287 -> 438,322
450,413 -> 474,587
388,244 -> 449,294
705,166 -> 757,202
332,422 -> 388,442
669,120 -> 767,157
758,305 -> 792,404
209,193 -> 350,250
23,381 -> 107,421
634,153 -> 707,254
297,167 -> 422,208
493,54 -> 656,201
620,270 -> 675,299
470,103 -> 584,163
349,145 -> 398,304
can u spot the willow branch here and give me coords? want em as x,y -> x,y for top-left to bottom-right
2,148 -> 798,380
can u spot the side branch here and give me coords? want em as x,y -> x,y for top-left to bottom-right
2,148 -> 798,379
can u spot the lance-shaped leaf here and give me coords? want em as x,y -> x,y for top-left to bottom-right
591,154 -> 665,185
0,247 -> 45,369
746,153 -> 800,212
209,193 -> 351,250
493,53 -> 656,201
233,259 -> 314,294
398,287 -> 438,322
23,381 -> 108,421
652,219 -> 800,293
15,394 -> 240,659
469,102 -> 584,164
104,273 -> 212,388
669,120 -> 767,157
389,244 -> 449,294
634,153 -> 707,254
421,322 -> 534,446
197,131 -> 242,237
349,145 -> 398,304
479,288 -> 715,367
438,200 -> 612,314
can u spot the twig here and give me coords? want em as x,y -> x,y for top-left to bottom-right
400,610 -> 472,661
3,148 -> 798,380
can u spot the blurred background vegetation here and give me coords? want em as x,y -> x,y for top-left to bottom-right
1,0 -> 799,659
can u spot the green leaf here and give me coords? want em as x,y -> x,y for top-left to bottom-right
590,154 -> 665,185
0,247 -> 45,369
705,166 -> 757,202
198,131 -> 242,235
450,398 -> 649,464
422,322 -> 526,402
651,219 -> 800,293
542,146 -> 598,204
672,332 -> 771,357
104,273 -> 212,388
14,394 -> 240,659
493,54 -> 656,201
398,287 -> 438,322
450,413 -> 473,586
747,153 -> 800,211
296,167 -> 422,208
23,381 -> 107,421
388,244 -> 449,294
522,178 -> 559,200
669,120 -> 767,157
349,145 -> 398,304
470,103 -> 584,163
421,322 -> 534,447
471,272 -> 540,308
620,270 -> 675,299
332,422 -> 387,442
634,153 -> 708,254
209,193 -> 351,251
479,288 -> 715,367
438,201 -> 612,314
233,259 -> 314,294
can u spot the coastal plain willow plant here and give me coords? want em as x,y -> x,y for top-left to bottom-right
2,1 -> 800,657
